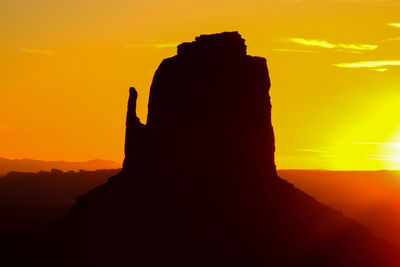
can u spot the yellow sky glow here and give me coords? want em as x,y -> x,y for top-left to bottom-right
20,48 -> 56,55
1,0 -> 400,170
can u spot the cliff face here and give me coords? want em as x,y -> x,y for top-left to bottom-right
27,32 -> 399,267
124,32 -> 275,181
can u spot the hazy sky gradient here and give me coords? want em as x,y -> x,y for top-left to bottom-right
1,0 -> 400,170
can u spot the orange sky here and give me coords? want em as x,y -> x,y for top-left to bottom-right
1,0 -> 400,170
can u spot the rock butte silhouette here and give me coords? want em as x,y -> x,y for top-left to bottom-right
26,32 -> 399,267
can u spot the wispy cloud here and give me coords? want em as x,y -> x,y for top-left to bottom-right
379,37 -> 400,42
124,42 -> 179,49
289,38 -> 336,49
153,43 -> 180,48
379,24 -> 400,42
334,60 -> 400,71
388,23 -> 400,28
338,43 -> 378,50
272,48 -> 320,54
20,48 -> 55,55
355,142 -> 400,162
367,154 -> 400,162
288,38 -> 378,51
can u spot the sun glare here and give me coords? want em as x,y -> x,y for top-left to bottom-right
325,94 -> 400,170
381,129 -> 400,170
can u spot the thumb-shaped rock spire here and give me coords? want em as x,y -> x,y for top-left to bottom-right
127,87 -> 138,118
123,87 -> 145,169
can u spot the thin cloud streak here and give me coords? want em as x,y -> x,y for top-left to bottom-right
289,38 -> 336,49
334,60 -> 400,70
288,38 -> 377,51
367,154 -> 400,162
379,37 -> 400,42
338,43 -> 377,50
272,48 -> 321,54
20,48 -> 55,55
388,23 -> 400,28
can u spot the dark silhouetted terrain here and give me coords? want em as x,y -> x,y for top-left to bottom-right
279,170 -> 400,245
0,157 -> 121,176
0,169 -> 120,235
0,169 -> 120,267
13,32 -> 400,267
1,168 -> 399,251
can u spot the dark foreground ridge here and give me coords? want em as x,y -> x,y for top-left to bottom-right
25,32 -> 399,267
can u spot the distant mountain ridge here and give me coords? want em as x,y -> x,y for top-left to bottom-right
0,157 -> 121,176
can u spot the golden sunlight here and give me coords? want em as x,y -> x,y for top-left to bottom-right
381,127 -> 400,170
328,94 -> 400,170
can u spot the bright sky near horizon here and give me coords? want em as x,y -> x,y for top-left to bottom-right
1,0 -> 400,170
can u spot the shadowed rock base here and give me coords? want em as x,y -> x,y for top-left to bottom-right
25,32 -> 399,267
